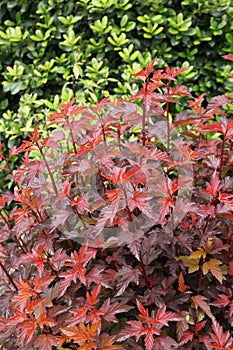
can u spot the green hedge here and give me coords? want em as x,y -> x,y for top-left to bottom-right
0,0 -> 233,148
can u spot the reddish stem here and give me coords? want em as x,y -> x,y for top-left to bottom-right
0,261 -> 18,291
17,236 -> 28,253
65,115 -> 77,155
165,82 -> 171,154
101,123 -> 107,149
142,96 -> 147,147
219,135 -> 225,180
0,211 -> 11,229
197,268 -> 203,291
4,158 -> 20,189
36,141 -> 58,196
139,250 -> 150,289
117,127 -> 122,151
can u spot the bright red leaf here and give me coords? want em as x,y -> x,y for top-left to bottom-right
204,319 -> 231,349
117,320 -> 160,350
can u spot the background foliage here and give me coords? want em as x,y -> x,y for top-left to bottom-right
0,0 -> 233,150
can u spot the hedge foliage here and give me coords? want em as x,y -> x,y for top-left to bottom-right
0,0 -> 233,149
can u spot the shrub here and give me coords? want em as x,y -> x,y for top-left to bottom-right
0,56 -> 233,349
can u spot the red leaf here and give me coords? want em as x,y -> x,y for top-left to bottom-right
136,299 -> 149,319
158,196 -> 174,221
211,294 -> 230,308
117,321 -> 160,350
61,323 -> 96,343
118,229 -> 144,260
47,99 -> 85,125
207,95 -> 229,110
50,248 -> 69,271
202,170 -> 222,198
223,54 -> 233,61
0,142 -> 4,161
117,320 -> 145,342
26,244 -> 47,277
155,306 -> 182,326
174,111 -> 202,127
86,267 -> 111,288
153,336 -> 178,349
100,298 -> 132,323
135,302 -> 182,329
0,192 -> 14,208
9,145 -> 19,157
128,191 -> 154,218
17,139 -> 35,153
189,92 -> 206,108
47,111 -> 66,125
115,266 -> 140,296
12,207 -> 29,228
86,285 -> 100,305
12,279 -> 37,312
218,192 -> 233,209
179,331 -> 194,345
133,57 -> 157,79
55,180 -> 72,203
34,334 -> 58,350
205,319 -> 231,349
95,199 -> 120,236
165,65 -> 186,78
58,269 -> 81,297
102,165 -> 140,185
61,326 -> 93,343
229,261 -> 233,276
30,125 -> 39,142
33,274 -> 55,293
144,326 -> 159,350
105,189 -> 120,202
178,272 -> 188,293
169,85 -> 192,97
50,208 -> 71,229
18,318 -> 37,346
66,306 -> 88,326
195,320 -> 207,333
66,246 -> 97,268
37,312 -> 56,328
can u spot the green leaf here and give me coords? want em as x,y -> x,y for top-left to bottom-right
120,15 -> 128,28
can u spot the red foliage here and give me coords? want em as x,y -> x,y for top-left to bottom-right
0,57 -> 233,349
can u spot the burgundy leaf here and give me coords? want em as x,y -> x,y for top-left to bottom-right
100,298 -> 132,323
115,266 -> 141,296
34,334 -> 58,350
207,95 -> 229,110
153,336 -> 178,349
